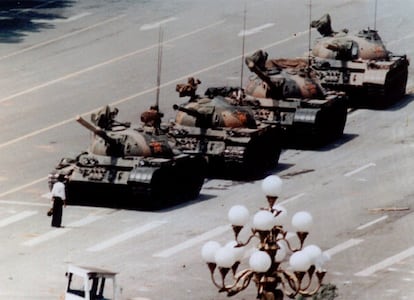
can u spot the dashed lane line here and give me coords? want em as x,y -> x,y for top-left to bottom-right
357,215 -> 389,231
239,23 -> 275,36
140,17 -> 178,30
0,25 -> 311,196
0,199 -> 49,207
0,19 -> 225,105
325,238 -> 364,257
0,177 -> 47,198
153,225 -> 230,258
0,210 -> 37,227
33,12 -> 92,24
355,246 -> 414,277
344,163 -> 376,177
22,214 -> 104,247
0,14 -> 126,61
87,220 -> 167,252
0,20 -> 304,153
279,193 -> 306,206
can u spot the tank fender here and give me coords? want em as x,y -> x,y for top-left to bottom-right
128,167 -> 157,184
293,108 -> 320,124
364,68 -> 388,85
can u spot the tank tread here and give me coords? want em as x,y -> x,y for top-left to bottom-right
287,100 -> 347,147
364,64 -> 408,108
60,156 -> 206,210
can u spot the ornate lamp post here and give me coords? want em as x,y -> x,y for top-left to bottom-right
201,175 -> 330,299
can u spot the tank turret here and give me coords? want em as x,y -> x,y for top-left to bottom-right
168,78 -> 282,177
76,115 -> 172,158
48,106 -> 206,210
173,97 -> 257,129
245,50 -> 325,99
239,50 -> 348,147
310,14 -> 409,107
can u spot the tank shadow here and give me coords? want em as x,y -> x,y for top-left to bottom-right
282,133 -> 358,152
386,93 -> 414,111
0,0 -> 74,43
347,92 -> 414,111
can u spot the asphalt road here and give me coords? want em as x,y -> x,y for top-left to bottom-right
0,0 -> 414,299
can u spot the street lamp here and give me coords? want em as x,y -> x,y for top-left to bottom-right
201,175 -> 329,299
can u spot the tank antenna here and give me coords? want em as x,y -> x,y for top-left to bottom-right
155,26 -> 163,110
373,0 -> 377,30
307,0 -> 312,69
240,5 -> 247,88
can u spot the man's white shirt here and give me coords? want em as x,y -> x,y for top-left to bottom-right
51,182 -> 66,200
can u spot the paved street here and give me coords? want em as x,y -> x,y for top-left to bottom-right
0,0 -> 414,299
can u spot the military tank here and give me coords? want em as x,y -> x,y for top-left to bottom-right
310,14 -> 409,108
48,106 -> 206,210
168,78 -> 282,177
213,50 -> 348,147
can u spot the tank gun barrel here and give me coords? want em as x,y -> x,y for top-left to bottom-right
76,115 -> 118,146
245,55 -> 283,97
173,104 -> 212,128
173,104 -> 203,119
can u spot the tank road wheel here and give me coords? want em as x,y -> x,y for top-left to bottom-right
175,156 -> 206,201
310,111 -> 329,146
312,102 -> 347,145
385,65 -> 408,105
148,167 -> 176,210
243,131 -> 281,176
329,102 -> 348,139
371,65 -> 409,108
185,157 -> 206,199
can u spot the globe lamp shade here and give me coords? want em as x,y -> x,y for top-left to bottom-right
249,251 -> 272,273
292,211 -> 313,232
261,175 -> 283,197
228,205 -> 250,226
215,247 -> 236,268
289,250 -> 312,272
253,210 -> 275,231
225,241 -> 245,262
201,241 -> 221,263
303,244 -> 322,265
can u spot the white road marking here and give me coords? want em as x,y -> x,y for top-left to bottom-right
52,12 -> 92,23
41,192 -> 51,199
0,20 -> 226,154
0,19 -> 225,106
0,199 -> 49,207
33,12 -> 92,24
153,225 -> 230,258
0,211 -> 37,227
357,215 -> 388,230
355,246 -> 414,277
87,221 -> 167,252
0,14 -> 126,61
0,25 -> 310,196
279,193 -> 306,206
0,177 -> 48,198
238,23 -> 274,36
140,17 -> 178,30
22,215 -> 103,247
324,238 -> 364,257
344,163 -> 376,177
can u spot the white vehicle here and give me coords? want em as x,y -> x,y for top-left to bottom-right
65,265 -> 118,300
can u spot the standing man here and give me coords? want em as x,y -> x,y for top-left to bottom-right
51,174 -> 66,228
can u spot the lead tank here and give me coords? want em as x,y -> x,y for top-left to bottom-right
236,49 -> 348,147
168,78 -> 282,176
310,14 -> 409,108
48,106 -> 206,209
